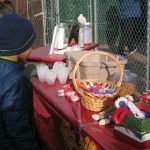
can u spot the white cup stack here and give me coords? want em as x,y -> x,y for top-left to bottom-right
57,66 -> 69,84
45,69 -> 57,85
52,62 -> 66,75
36,64 -> 49,83
36,62 -> 69,85
53,62 -> 69,84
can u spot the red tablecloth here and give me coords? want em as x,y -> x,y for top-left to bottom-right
32,79 -> 140,150
28,43 -> 99,63
34,91 -> 66,149
83,125 -> 138,150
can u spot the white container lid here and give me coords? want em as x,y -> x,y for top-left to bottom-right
84,22 -> 91,25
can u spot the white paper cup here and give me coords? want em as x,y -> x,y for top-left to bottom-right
57,67 -> 69,84
36,64 -> 49,83
46,70 -> 57,85
53,62 -> 66,72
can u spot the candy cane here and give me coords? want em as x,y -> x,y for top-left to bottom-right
127,101 -> 145,118
115,97 -> 129,108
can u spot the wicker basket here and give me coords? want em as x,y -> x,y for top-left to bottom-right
72,51 -> 123,112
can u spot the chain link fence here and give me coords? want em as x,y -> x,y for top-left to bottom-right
95,0 -> 148,93
13,0 -> 149,93
44,0 -> 92,44
13,0 -> 44,48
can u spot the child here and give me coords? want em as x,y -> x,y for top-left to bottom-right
0,13 -> 40,150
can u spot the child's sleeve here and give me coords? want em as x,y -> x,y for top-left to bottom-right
1,77 -> 40,150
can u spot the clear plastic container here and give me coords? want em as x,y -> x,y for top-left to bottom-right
54,23 -> 69,49
78,24 -> 84,48
83,22 -> 92,44
114,70 -> 137,96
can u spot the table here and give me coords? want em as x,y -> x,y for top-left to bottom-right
26,43 -> 98,79
28,43 -> 99,63
32,79 -> 140,150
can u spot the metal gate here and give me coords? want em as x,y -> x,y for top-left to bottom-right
95,0 -> 148,94
14,0 -> 149,94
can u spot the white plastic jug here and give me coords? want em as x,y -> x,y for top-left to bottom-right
54,23 -> 69,50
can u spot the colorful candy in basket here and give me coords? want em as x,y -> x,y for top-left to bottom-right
71,51 -> 124,112
78,81 -> 116,94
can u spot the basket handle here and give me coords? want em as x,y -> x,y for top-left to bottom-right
72,51 -> 123,93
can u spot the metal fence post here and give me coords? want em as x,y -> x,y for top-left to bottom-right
27,0 -> 30,19
93,0 -> 98,43
89,0 -> 93,29
56,0 -> 60,24
146,0 -> 150,91
41,0 -> 46,45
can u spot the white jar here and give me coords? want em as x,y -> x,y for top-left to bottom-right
83,22 -> 92,44
54,23 -> 69,49
78,25 -> 84,48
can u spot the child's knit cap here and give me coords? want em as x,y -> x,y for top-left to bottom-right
0,13 -> 36,56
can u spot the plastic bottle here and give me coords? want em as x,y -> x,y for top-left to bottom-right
83,22 -> 92,44
78,25 -> 84,48
54,23 -> 69,49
